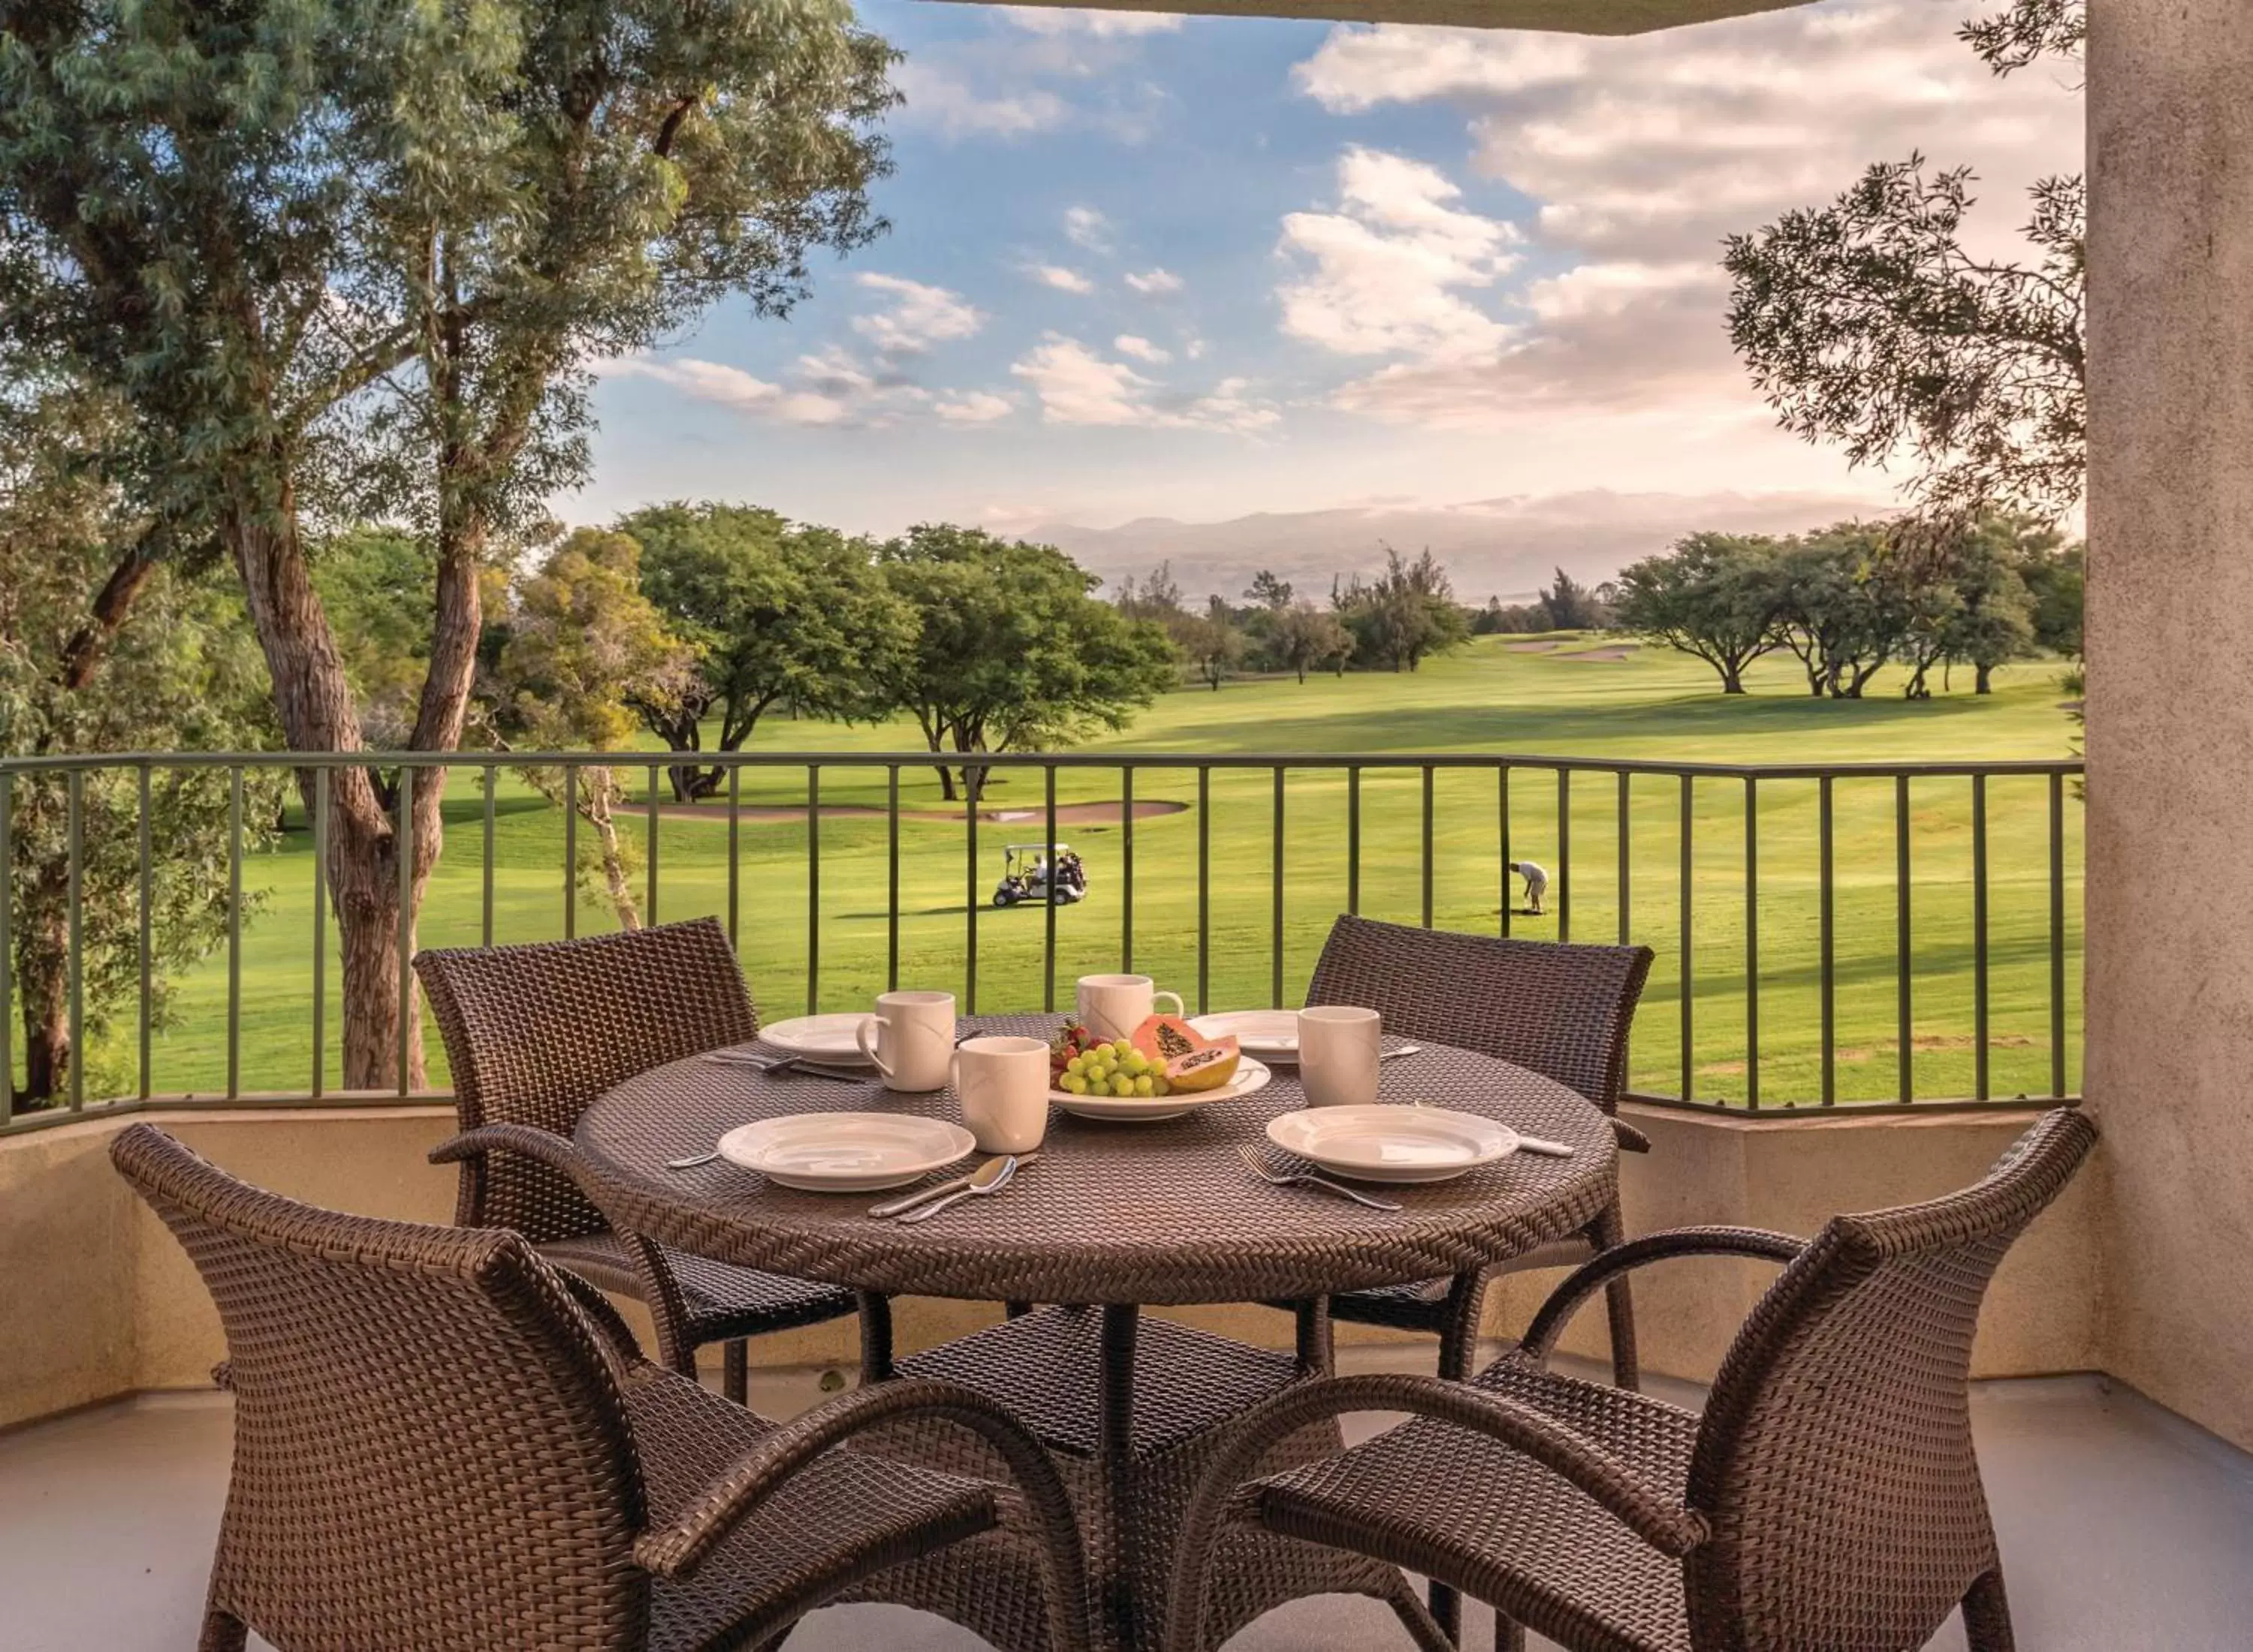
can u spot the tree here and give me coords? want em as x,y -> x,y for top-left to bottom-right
1773,524 -> 1915,700
1610,534 -> 1784,694
487,530 -> 698,931
1244,570 -> 1295,613
1723,3 -> 2084,532
1537,568 -> 1608,631
1335,548 -> 1468,673
2022,539 -> 2084,659
872,526 -> 1178,804
0,0 -> 894,1087
1179,597 -> 1245,691
617,503 -> 910,800
0,397 -> 280,1105
1268,601 -> 1355,684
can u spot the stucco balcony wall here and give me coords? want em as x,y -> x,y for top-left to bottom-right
0,1099 -> 2100,1432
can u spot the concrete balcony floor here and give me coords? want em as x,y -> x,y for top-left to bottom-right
5,1345 -> 2249,1652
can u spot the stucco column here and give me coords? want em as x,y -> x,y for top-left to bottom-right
2086,0 -> 2253,1451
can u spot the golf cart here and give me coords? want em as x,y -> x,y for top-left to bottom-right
992,843 -> 1088,907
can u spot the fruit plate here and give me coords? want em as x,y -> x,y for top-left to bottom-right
1051,1056 -> 1271,1123
1188,1010 -> 1301,1063
1265,1105 -> 1519,1183
758,1013 -> 879,1065
717,1114 -> 976,1192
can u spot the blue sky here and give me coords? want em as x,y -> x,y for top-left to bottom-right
581,2 -> 2083,541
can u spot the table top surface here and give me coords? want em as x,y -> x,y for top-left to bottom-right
575,1013 -> 1618,1306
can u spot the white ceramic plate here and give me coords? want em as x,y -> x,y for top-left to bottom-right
1053,1055 -> 1272,1123
759,1013 -> 881,1065
717,1113 -> 976,1192
1265,1105 -> 1519,1184
1189,1011 -> 1301,1063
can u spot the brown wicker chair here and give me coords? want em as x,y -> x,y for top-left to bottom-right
113,1123 -> 1091,1652
1283,915 -> 1655,1391
415,919 -> 879,1401
1172,1106 -> 2098,1652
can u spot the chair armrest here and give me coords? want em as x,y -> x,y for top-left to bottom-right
1519,1226 -> 1805,1367
1166,1371 -> 1704,1652
430,1121 -> 586,1180
1612,1117 -> 1652,1154
632,1376 -> 1091,1652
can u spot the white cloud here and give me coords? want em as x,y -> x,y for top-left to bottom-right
1114,333 -> 1172,364
1030,264 -> 1097,294
1277,147 -> 1519,362
892,59 -> 1069,140
1289,0 -> 2083,428
1063,206 -> 1111,251
849,274 -> 982,356
602,344 -> 961,430
1010,335 -> 1276,434
1124,267 -> 1184,296
601,356 -> 862,427
936,390 -> 1016,425
997,7 -> 1184,36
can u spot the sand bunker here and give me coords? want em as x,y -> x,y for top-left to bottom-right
660,798 -> 1188,828
1555,646 -> 1638,662
1502,640 -> 1564,653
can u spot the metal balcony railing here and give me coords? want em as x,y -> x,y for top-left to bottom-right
0,749 -> 2083,1132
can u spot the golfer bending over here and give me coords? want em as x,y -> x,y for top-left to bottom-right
1510,859 -> 1549,916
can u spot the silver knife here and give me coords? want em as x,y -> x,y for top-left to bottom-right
870,1153 -> 1040,1219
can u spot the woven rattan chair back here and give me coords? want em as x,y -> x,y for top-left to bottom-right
1684,1107 -> 2098,1651
417,918 -> 759,1244
111,1123 -> 651,1651
1304,915 -> 1653,1108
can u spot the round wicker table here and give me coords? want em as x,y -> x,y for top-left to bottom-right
577,1014 -> 1617,1652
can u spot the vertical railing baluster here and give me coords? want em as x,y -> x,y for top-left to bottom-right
2049,771 -> 2067,1099
885,766 -> 900,993
1616,770 -> 1631,946
964,773 -> 978,1015
67,770 -> 84,1111
645,764 -> 660,927
0,772 -> 11,1120
728,765 -> 742,951
562,764 -> 578,939
312,768 -> 328,1099
1896,773 -> 1913,1104
396,766 -> 414,1097
1819,774 -> 1835,1107
806,765 -> 820,1015
1120,765 -> 1134,974
481,765 -> 495,948
1679,773 -> 1693,1105
226,768 -> 242,1102
1044,763 -> 1058,1012
1556,767 -> 1571,942
1744,775 -> 1759,1111
137,764 -> 152,1099
1347,766 -> 1361,917
1271,767 -> 1286,1009
1420,766 -> 1435,927
1972,773 -> 1989,1101
1196,767 -> 1211,1015
1498,764 -> 1512,939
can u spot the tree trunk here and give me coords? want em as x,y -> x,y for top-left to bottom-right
14,899 -> 68,1106
1721,664 -> 1746,693
582,768 -> 642,931
1975,662 -> 1995,694
226,497 -> 451,1091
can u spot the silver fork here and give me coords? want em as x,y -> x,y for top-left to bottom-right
1234,1144 -> 1402,1212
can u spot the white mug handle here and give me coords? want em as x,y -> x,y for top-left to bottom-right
856,1014 -> 895,1080
1154,990 -> 1185,1018
949,1052 -> 963,1094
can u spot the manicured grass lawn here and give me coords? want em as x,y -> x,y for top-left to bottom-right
85,636 -> 2083,1108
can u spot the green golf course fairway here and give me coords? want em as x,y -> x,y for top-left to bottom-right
84,635 -> 2083,1110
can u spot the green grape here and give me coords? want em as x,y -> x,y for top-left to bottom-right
1112,1040 -> 1134,1060
1133,1075 -> 1155,1096
1151,1075 -> 1172,1096
1122,1052 -> 1149,1076
1066,1054 -> 1085,1075
1060,1073 -> 1087,1095
1111,1077 -> 1136,1098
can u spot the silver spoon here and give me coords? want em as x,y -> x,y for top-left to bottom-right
898,1153 -> 1018,1222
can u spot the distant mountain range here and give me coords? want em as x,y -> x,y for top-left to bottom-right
1029,488 -> 1893,605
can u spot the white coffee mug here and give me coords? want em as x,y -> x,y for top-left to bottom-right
1076,973 -> 1184,1044
952,1035 -> 1051,1153
1298,1005 -> 1383,1108
855,990 -> 956,1092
